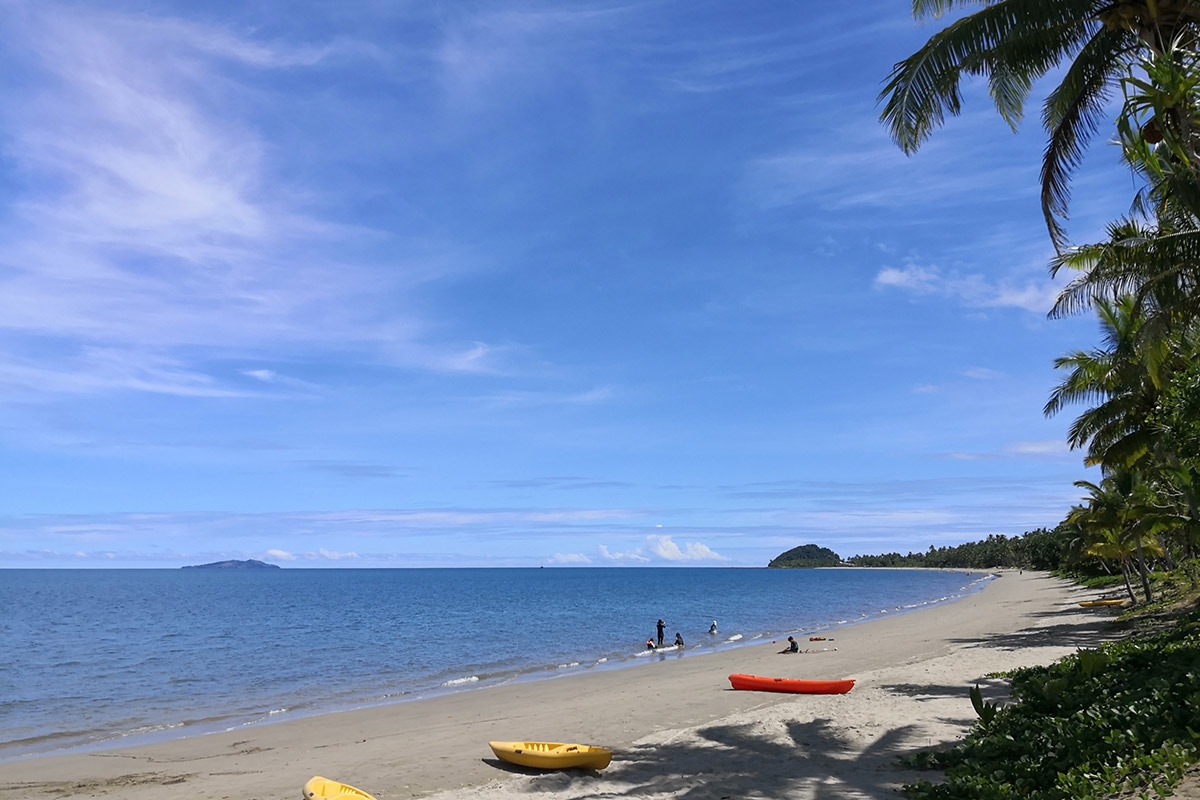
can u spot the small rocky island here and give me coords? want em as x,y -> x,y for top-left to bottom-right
182,559 -> 282,570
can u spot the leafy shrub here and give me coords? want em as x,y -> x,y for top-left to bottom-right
903,614 -> 1200,799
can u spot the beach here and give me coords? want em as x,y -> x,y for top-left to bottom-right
0,571 -> 1123,800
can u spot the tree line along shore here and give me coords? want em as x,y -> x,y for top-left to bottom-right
769,527 -> 1200,798
782,2 -> 1200,793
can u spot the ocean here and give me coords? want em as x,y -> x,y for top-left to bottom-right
0,567 -> 991,762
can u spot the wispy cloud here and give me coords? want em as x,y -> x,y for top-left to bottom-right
435,6 -> 629,108
311,548 -> 359,561
962,367 -> 1004,380
548,551 -> 593,564
0,3 -> 501,405
873,262 -> 1061,313
1007,440 -> 1071,457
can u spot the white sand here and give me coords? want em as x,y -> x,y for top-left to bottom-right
0,571 -> 1125,800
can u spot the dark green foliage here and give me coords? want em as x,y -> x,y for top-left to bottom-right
968,684 -> 998,729
847,528 -> 1071,571
903,614 -> 1200,799
767,544 -> 841,568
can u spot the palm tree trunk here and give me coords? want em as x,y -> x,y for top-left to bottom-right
1134,537 -> 1154,602
1122,558 -> 1137,603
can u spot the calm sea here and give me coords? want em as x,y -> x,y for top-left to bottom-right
0,567 -> 990,762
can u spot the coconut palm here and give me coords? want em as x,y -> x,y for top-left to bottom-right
879,0 -> 1200,248
1050,43 -> 1200,331
1044,295 -> 1166,469
1070,472 -> 1164,600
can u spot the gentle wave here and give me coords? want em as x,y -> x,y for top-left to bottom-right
440,675 -> 480,687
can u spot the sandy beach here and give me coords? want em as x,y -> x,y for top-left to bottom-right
0,571 -> 1126,800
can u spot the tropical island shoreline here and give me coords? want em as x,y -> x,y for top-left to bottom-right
0,570 -> 1134,800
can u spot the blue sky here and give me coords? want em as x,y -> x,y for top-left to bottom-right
0,0 -> 1133,568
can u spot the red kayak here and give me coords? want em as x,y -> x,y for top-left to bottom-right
728,673 -> 855,694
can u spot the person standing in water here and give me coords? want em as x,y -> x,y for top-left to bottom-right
656,619 -> 665,647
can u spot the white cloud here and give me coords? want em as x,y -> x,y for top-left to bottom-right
874,266 -> 940,292
598,535 -> 727,563
265,549 -> 297,561
962,367 -> 1004,380
548,552 -> 592,564
649,535 -> 727,562
873,262 -> 1060,313
598,544 -> 651,562
312,548 -> 359,561
1007,440 -> 1071,456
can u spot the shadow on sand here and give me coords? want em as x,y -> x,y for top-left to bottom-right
483,599 -> 1136,799
482,673 -> 1021,800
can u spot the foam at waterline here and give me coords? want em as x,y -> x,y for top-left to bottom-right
441,675 -> 480,687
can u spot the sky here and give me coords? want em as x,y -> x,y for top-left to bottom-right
0,0 -> 1140,568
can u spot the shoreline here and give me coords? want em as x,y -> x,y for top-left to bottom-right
0,570 -> 1123,800
3,567 -> 993,765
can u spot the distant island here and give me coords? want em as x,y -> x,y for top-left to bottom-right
182,559 -> 281,570
767,544 -> 842,568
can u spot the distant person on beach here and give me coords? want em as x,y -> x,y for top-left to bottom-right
778,636 -> 799,654
709,620 -> 717,635
674,632 -> 684,647
656,619 -> 665,647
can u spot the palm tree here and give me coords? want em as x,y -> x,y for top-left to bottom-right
879,0 -> 1200,248
1044,295 -> 1165,469
1050,43 -> 1200,331
1070,472 -> 1163,601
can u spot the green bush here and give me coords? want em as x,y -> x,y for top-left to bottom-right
902,614 -> 1200,799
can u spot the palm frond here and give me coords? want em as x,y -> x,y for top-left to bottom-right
911,0 -> 999,21
1040,26 -> 1135,250
879,0 -> 1101,153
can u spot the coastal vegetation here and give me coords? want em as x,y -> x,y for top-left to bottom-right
901,586 -> 1200,799
845,529 -> 1064,571
876,0 -> 1200,795
766,544 -> 842,568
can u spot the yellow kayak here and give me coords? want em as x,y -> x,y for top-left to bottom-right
302,776 -> 377,800
488,740 -> 613,770
1078,599 -> 1125,607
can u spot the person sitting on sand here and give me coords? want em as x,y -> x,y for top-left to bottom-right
674,632 -> 684,647
778,636 -> 799,654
